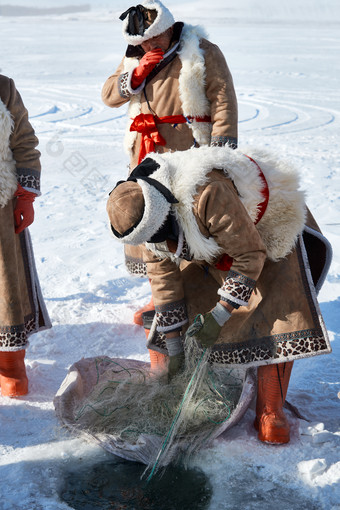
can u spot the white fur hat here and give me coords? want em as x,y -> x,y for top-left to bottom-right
120,1 -> 175,46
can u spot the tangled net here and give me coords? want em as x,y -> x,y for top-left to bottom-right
72,336 -> 244,476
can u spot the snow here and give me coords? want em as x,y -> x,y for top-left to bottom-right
0,0 -> 339,508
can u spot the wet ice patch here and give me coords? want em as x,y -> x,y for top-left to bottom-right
58,458 -> 212,510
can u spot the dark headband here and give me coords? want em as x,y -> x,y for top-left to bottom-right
119,5 -> 146,36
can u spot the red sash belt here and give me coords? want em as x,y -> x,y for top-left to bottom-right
130,113 -> 211,164
215,155 -> 270,271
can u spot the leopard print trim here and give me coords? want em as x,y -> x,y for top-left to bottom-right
177,235 -> 193,261
207,330 -> 330,366
210,136 -> 237,149
155,299 -> 188,332
118,72 -> 132,99
17,167 -> 41,193
146,330 -> 168,354
218,270 -> 256,306
0,314 -> 35,350
149,233 -> 193,263
125,260 -> 148,277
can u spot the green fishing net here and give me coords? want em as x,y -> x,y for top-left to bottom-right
68,336 -> 244,475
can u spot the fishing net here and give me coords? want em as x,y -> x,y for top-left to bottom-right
54,336 -> 255,476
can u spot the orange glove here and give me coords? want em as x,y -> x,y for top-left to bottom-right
13,183 -> 36,234
131,48 -> 164,89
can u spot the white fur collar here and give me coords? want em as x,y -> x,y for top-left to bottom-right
145,146 -> 306,262
123,23 -> 211,155
177,24 -> 212,145
0,98 -> 17,207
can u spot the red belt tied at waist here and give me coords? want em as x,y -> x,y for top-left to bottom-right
215,155 -> 270,271
130,113 -> 211,164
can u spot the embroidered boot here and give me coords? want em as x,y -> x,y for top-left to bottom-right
0,350 -> 28,397
255,361 -> 293,444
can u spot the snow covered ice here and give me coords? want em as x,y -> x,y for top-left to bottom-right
0,0 -> 339,508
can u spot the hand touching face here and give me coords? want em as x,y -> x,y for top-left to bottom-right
141,26 -> 174,53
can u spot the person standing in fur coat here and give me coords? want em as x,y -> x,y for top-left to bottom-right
0,74 -> 51,397
106,147 -> 332,444
101,0 -> 238,326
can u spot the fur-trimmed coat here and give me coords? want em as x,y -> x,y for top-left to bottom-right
0,75 -> 51,351
138,147 -> 331,367
102,24 -> 238,169
102,23 -> 238,274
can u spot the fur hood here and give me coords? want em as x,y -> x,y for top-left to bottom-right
144,146 -> 306,262
123,23 -> 211,155
0,98 -> 17,207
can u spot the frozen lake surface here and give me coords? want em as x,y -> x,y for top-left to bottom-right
0,1 -> 339,508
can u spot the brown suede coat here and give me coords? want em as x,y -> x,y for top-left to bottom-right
0,75 -> 51,351
102,37 -> 238,169
102,31 -> 238,274
0,75 -> 41,187
145,173 -> 267,305
142,172 -> 331,367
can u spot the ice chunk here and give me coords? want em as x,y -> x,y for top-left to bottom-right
300,421 -> 325,436
298,458 -> 328,483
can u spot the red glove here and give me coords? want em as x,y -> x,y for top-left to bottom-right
131,48 -> 164,89
13,183 -> 36,234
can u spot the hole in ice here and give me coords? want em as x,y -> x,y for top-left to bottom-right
58,457 -> 212,510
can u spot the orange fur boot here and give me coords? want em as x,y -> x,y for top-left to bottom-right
0,350 -> 28,397
255,362 -> 293,444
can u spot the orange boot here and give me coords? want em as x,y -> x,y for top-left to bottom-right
148,349 -> 168,372
0,350 -> 28,397
255,362 -> 293,444
134,296 -> 155,326
133,279 -> 155,326
143,312 -> 168,371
